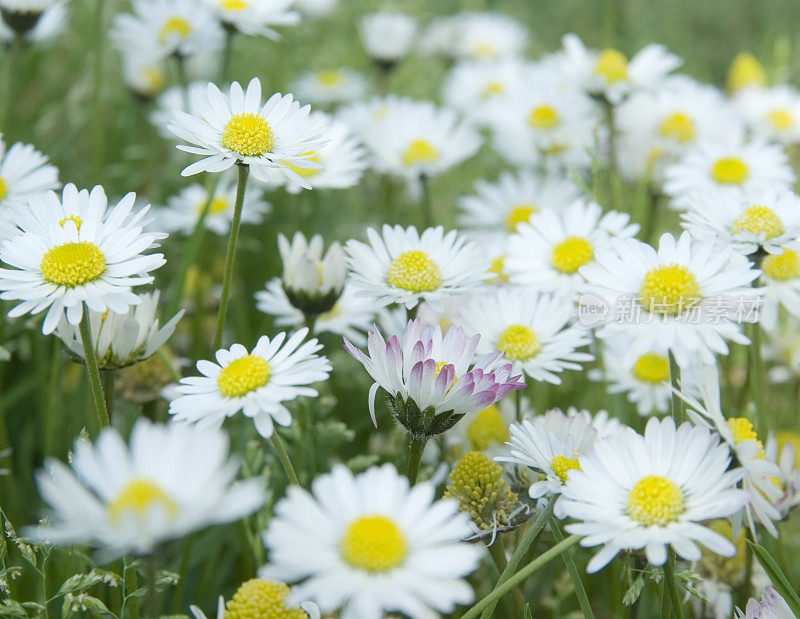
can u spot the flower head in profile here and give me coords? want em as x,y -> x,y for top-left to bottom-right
360,11 -> 416,65
735,586 -> 796,619
0,133 -> 59,212
0,0 -> 66,44
727,52 -> 767,94
0,0 -> 57,35
201,0 -> 299,39
261,464 -> 482,619
292,69 -> 368,107
28,419 -> 264,557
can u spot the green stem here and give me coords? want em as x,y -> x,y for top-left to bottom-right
91,0 -> 105,182
662,550 -> 685,619
212,163 -> 249,352
145,555 -> 159,619
749,321 -> 767,434
551,517 -> 594,619
668,351 -> 683,422
463,534 -> 582,619
420,174 -> 433,228
221,27 -> 235,81
101,370 -> 115,419
1,36 -> 21,130
172,534 -> 195,613
78,312 -> 110,429
406,436 -> 428,485
487,543 -> 526,615
269,431 -> 299,485
174,53 -> 189,109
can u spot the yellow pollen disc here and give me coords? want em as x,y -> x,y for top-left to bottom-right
220,0 -> 248,11
727,417 -> 760,446
505,203 -> 537,231
481,80 -> 504,98
659,112 -> 695,143
496,324 -> 541,361
551,455 -> 580,483
627,475 -> 684,526
40,241 -> 106,287
108,479 -> 176,521
58,214 -> 82,230
473,41 -> 496,58
402,139 -> 439,167
776,430 -> 800,469
282,151 -> 321,179
727,53 -> 767,93
711,157 -> 749,184
159,16 -> 192,43
762,249 -> 800,281
731,205 -> 784,239
143,67 -> 166,95
488,254 -> 508,282
551,236 -> 594,273
638,264 -> 700,315
768,109 -> 793,131
216,355 -> 271,398
317,70 -> 342,87
341,515 -> 407,572
632,353 -> 670,383
386,249 -> 442,293
466,404 -> 509,450
224,578 -> 307,619
197,196 -> 229,215
594,48 -> 628,84
0,177 -> 6,200
528,105 -> 560,129
221,113 -> 275,157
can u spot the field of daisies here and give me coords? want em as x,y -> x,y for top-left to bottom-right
5,0 -> 800,618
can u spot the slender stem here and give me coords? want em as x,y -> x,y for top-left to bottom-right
551,517 -> 594,619
174,53 -> 189,110
749,321 -> 767,434
662,550 -> 685,619
78,312 -> 110,429
487,543 -> 526,615
420,174 -> 433,228
406,436 -> 427,485
514,388 -> 522,423
668,351 -> 683,422
221,27 -> 235,81
212,163 -> 249,352
463,535 -> 582,619
743,535 -> 754,602
1,36 -> 21,130
101,370 -> 115,419
91,0 -> 105,183
269,431 -> 299,485
172,533 -> 195,612
145,555 -> 159,619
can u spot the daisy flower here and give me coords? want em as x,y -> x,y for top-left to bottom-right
0,0 -> 65,43
735,587 -> 796,619
360,11 -> 416,65
344,224 -> 487,310
445,399 -> 519,457
261,463 -> 482,619
663,138 -> 795,210
735,85 -> 800,145
343,318 -> 524,433
506,198 -> 638,295
727,52 -> 768,94
293,0 -> 337,19
0,134 -> 59,210
450,12 -> 528,61
441,58 -> 527,124
277,231 -> 345,310
120,51 -> 168,99
0,186 -> 166,334
0,0 -> 55,34
201,0 -> 299,39
148,81 -> 207,139
562,407 -> 625,440
560,416 -> 749,573
168,77 -> 328,188
558,33 -> 681,103
461,289 -> 593,384
28,419 -> 264,557
765,431 -> 800,515
168,328 -> 330,439
55,291 -> 182,370
291,69 -> 368,107
579,231 -> 760,367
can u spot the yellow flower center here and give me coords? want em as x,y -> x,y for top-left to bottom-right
220,0 -> 248,11
473,41 -> 496,58
551,455 -> 580,483
727,53 -> 767,93
762,249 -> 800,281
108,479 -> 176,521
386,250 -> 442,292
466,405 -> 509,450
496,324 -> 541,361
659,112 -> 695,143
728,417 -> 760,445
488,254 -> 508,282
528,105 -> 560,129
143,67 -> 166,95
638,264 -> 700,315
159,16 -> 192,43
221,113 -> 275,157
711,157 -> 749,185
341,515 -> 407,572
40,241 -> 106,287
58,214 -> 82,230
481,80 -> 504,99
551,236 -> 594,273
197,196 -> 229,215
633,353 -> 670,383
505,203 -> 537,231
0,177 -> 6,200
627,475 -> 684,526
768,108 -> 793,131
216,355 -> 271,398
731,205 -> 785,239
402,139 -> 439,167
594,48 -> 628,84
282,152 -> 322,179
224,579 -> 307,619
317,70 -> 342,87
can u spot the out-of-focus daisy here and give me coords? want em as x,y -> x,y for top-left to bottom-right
562,407 -> 625,440
157,174 -> 270,236
663,139 -> 795,210
120,52 -> 168,99
506,199 -> 638,295
360,11 -> 416,66
148,81 -> 207,138
580,231 -> 761,367
765,431 -> 800,516
0,0 -> 65,43
727,52 -> 768,94
202,0 -> 299,39
343,318 -> 524,432
0,186 -> 166,334
293,0 -> 337,18
445,399 -> 519,457
0,134 -> 59,210
561,416 -> 748,573
111,0 -> 224,60
261,463 -> 482,619
451,12 -> 528,61
763,317 -> 800,382
55,291 -> 182,370
735,586 -> 795,619
457,171 -> 582,245
345,224 -> 486,311
461,290 -> 593,384
292,68 -> 368,107
735,85 -> 800,145
190,579 -> 321,619
168,328 -> 331,438
442,59 -> 526,124
0,0 -> 55,34
168,77 -> 327,188
28,419 -> 264,557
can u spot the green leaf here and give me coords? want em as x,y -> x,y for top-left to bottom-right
79,595 -> 112,617
56,572 -> 104,596
524,603 -> 533,619
622,573 -> 645,606
345,453 -> 380,472
747,540 -> 800,616
0,600 -> 27,618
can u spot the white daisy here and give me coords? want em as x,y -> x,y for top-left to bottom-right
735,587 -> 795,619
0,134 -> 59,210
148,81 -> 208,139
260,463 -> 482,619
120,51 -> 168,99
168,328 -> 331,438
562,407 -> 625,440
0,0 -> 55,33
28,419 -> 264,557
506,198 -> 638,295
441,58 -> 527,124
451,11 -> 528,61
0,0 -> 65,43
0,186 -> 166,334
765,431 -> 800,516
579,231 -> 761,367
168,77 -> 328,188
461,289 -> 593,384
202,0 -> 299,39
293,0 -> 337,19
344,224 -> 487,310
291,68 -> 368,107
735,85 -> 800,145
445,398 -> 519,457
560,416 -> 749,573
360,11 -> 416,65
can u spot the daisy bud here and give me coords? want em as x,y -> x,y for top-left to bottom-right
727,52 -> 767,94
360,12 -> 417,68
279,232 -> 345,318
